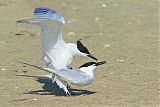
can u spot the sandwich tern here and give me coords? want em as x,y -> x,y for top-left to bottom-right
17,7 -> 98,83
17,7 -> 97,68
19,61 -> 106,96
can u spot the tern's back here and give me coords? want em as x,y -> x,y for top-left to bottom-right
55,69 -> 94,86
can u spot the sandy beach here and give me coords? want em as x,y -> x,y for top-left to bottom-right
0,0 -> 159,106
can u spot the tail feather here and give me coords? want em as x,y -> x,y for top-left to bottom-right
18,61 -> 54,73
17,18 -> 42,24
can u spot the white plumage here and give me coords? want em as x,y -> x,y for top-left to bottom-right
17,7 -> 98,95
19,61 -> 106,96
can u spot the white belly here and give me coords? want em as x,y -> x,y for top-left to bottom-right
47,48 -> 74,69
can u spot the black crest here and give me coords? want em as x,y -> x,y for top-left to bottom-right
77,41 -> 90,54
79,62 -> 97,68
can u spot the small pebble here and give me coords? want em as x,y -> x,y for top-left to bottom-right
104,44 -> 110,47
95,17 -> 100,21
33,98 -> 37,101
1,68 -> 6,71
116,59 -> 125,63
67,32 -> 75,36
102,3 -> 107,8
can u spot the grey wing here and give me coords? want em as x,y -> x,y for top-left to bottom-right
36,19 -> 64,52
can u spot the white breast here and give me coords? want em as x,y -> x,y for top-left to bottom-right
48,45 -> 74,69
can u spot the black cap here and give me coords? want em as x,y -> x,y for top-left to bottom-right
77,41 -> 98,61
79,61 -> 106,68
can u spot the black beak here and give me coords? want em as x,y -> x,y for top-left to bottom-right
87,54 -> 98,61
96,61 -> 106,66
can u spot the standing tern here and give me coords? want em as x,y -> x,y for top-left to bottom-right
17,7 -> 98,82
19,61 -> 106,96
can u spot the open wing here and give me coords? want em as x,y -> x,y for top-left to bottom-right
33,7 -> 65,50
34,7 -> 65,63
17,7 -> 65,64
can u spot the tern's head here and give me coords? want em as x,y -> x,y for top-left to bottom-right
76,40 -> 98,61
79,61 -> 106,72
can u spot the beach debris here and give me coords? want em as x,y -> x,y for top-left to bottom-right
104,44 -> 110,47
95,17 -> 100,21
101,3 -> 107,8
116,59 -> 125,63
32,98 -> 37,101
67,31 -> 75,36
1,68 -> 6,71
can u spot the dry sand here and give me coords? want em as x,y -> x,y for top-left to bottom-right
0,0 -> 159,107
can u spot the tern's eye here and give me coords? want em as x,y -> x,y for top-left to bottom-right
93,64 -> 96,66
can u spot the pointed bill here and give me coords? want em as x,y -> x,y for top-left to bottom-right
87,54 -> 98,61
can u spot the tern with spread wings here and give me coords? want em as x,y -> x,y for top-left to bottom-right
17,7 -> 98,82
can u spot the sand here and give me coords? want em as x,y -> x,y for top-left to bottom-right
0,0 -> 159,106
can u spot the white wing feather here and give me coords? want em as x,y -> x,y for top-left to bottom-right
34,8 -> 65,64
17,7 -> 65,64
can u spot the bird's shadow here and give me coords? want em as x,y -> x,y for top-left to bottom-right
15,75 -> 96,96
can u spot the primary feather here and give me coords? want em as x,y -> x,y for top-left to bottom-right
34,7 -> 65,24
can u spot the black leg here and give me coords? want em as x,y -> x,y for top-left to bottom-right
67,66 -> 73,70
66,92 -> 71,96
67,84 -> 71,89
